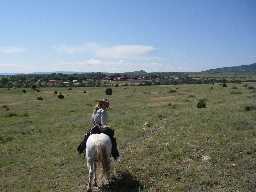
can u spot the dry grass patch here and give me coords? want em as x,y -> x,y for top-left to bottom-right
149,96 -> 176,107
150,96 -> 175,102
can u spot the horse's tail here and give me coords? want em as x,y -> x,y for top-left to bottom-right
96,144 -> 109,173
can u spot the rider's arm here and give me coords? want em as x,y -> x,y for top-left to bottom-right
101,110 -> 108,126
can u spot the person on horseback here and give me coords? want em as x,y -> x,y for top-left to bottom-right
77,99 -> 120,160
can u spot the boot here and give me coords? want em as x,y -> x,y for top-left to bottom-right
77,132 -> 90,154
110,137 -> 120,160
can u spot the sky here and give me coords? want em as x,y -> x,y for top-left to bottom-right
0,0 -> 255,73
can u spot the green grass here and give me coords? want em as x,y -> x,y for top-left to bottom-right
1,84 -> 256,191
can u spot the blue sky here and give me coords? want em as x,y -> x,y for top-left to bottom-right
0,0 -> 255,73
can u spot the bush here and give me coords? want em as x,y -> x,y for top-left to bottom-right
248,86 -> 255,90
232,86 -> 238,89
245,105 -> 256,111
83,90 -> 87,93
168,89 -> 177,93
58,94 -> 64,99
222,83 -> 227,87
188,94 -> 195,98
2,105 -> 10,111
106,88 -> 112,95
6,113 -> 18,117
37,96 -> 43,100
167,103 -> 176,109
197,99 -> 207,108
22,112 -> 29,117
22,89 -> 26,93
68,87 -> 72,90
54,91 -> 58,94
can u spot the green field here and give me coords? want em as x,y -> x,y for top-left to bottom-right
1,84 -> 256,192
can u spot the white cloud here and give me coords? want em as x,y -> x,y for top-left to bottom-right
53,43 -> 155,59
50,43 -> 172,72
95,45 -> 155,59
51,43 -> 159,71
0,46 -> 27,54
53,57 -> 172,73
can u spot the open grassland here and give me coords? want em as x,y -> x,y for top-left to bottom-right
1,83 -> 256,192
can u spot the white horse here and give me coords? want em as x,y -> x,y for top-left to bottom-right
86,133 -> 112,192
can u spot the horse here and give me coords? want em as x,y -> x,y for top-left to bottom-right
85,133 -> 112,192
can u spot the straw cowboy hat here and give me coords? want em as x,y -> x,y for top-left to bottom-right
96,98 -> 110,107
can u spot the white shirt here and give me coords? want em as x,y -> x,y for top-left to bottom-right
91,108 -> 108,127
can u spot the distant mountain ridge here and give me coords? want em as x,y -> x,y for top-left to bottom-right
205,63 -> 256,73
0,70 -> 148,76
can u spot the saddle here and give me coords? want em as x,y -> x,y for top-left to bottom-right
90,125 -> 114,137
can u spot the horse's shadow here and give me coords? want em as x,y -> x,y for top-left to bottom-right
100,171 -> 143,192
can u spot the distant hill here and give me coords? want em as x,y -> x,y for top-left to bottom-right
0,73 -> 17,76
205,63 -> 256,73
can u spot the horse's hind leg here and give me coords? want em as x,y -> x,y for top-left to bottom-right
103,158 -> 111,185
93,162 -> 97,187
87,159 -> 93,192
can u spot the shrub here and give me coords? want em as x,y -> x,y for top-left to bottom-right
2,105 -> 10,111
58,93 -> 64,99
106,88 -> 112,95
37,96 -> 43,100
0,136 -> 13,144
158,114 -> 166,120
197,99 -> 207,108
232,86 -> 238,89
31,85 -> 37,90
222,83 -> 227,87
167,103 -> 176,109
22,113 -> 29,117
31,85 -> 40,92
54,91 -> 58,94
168,89 -> 177,93
6,113 -> 17,117
22,89 -> 26,93
83,90 -> 87,93
245,105 -> 256,111
188,94 -> 195,98
68,87 -> 72,90
248,86 -> 255,90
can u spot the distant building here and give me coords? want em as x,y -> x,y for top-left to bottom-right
63,81 -> 70,86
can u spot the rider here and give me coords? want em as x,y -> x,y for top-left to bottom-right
77,99 -> 120,160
